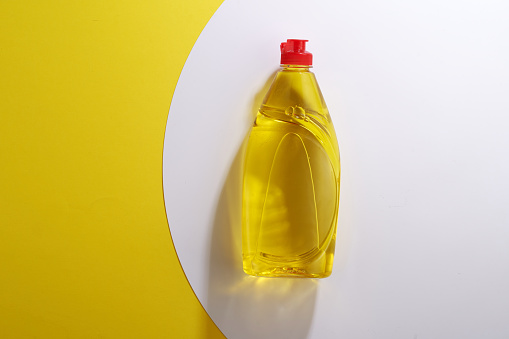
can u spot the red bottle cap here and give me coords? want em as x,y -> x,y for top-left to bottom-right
280,39 -> 313,66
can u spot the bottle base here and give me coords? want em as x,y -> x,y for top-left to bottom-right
243,267 -> 331,279
242,252 -> 333,279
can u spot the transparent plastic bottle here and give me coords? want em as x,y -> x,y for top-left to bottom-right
242,39 -> 341,278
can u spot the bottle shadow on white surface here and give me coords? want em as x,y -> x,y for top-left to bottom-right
206,74 -> 318,339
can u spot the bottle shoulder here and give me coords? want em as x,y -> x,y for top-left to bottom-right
263,69 -> 328,114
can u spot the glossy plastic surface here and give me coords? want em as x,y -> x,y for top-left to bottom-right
242,66 -> 340,278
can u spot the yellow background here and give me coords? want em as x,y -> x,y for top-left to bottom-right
0,1 -> 225,337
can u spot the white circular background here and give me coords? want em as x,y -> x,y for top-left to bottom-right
163,0 -> 509,338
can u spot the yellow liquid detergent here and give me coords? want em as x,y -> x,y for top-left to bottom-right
242,40 -> 340,278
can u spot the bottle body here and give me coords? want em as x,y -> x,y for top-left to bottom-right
242,66 -> 340,278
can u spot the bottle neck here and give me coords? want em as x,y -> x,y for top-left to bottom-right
280,64 -> 311,71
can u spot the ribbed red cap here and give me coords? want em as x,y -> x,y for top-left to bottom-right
280,39 -> 312,66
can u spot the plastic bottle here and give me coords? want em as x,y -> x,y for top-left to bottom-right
242,39 -> 341,278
